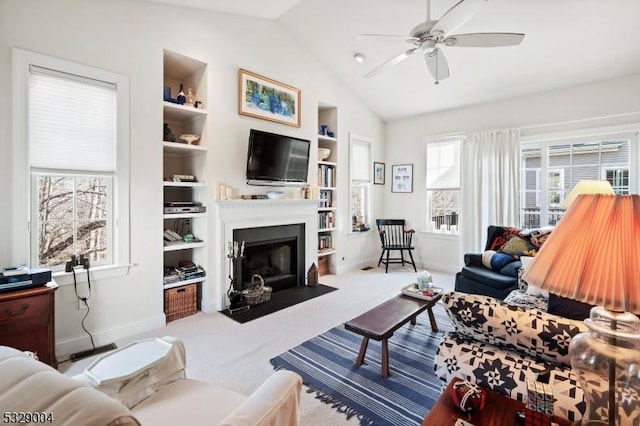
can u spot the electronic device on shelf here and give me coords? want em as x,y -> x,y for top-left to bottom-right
172,174 -> 197,182
0,267 -> 52,293
246,129 -> 310,186
163,202 -> 206,214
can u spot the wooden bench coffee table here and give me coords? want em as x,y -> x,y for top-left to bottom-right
344,293 -> 442,378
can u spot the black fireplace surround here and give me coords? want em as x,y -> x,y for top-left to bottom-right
233,223 -> 305,293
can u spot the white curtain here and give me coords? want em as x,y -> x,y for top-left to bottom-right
461,128 -> 520,253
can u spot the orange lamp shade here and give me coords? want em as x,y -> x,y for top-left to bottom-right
522,195 -> 640,314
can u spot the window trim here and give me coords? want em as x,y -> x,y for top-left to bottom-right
349,134 -> 373,234
424,133 -> 463,235
12,48 -> 130,270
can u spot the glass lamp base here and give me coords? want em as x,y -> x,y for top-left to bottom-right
569,307 -> 640,426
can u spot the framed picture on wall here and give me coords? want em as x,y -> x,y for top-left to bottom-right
373,162 -> 385,185
391,164 -> 413,193
238,69 -> 301,127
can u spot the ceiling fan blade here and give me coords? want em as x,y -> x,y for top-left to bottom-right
424,48 -> 449,84
432,0 -> 487,39
356,34 -> 419,42
444,32 -> 525,47
364,48 -> 418,78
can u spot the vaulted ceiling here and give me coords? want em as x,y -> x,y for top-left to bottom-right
147,0 -> 640,121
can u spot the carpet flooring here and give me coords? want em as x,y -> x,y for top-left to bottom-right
271,304 -> 453,426
220,284 -> 338,323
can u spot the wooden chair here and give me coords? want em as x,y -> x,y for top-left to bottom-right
376,219 -> 417,273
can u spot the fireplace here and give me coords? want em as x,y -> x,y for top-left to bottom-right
233,223 -> 305,293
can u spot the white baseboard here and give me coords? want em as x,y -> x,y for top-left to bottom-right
201,300 -> 220,313
335,257 -> 379,275
55,314 -> 166,360
335,257 -> 460,275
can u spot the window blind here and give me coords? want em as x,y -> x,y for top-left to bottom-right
351,140 -> 370,181
426,137 -> 461,189
29,65 -> 117,172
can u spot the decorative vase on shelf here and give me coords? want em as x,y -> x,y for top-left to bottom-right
320,124 -> 328,136
185,88 -> 195,107
177,83 -> 186,105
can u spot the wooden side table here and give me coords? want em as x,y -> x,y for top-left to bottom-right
0,284 -> 57,367
422,378 -> 572,426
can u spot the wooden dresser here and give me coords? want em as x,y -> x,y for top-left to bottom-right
0,284 -> 57,367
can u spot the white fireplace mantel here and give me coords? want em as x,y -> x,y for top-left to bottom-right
202,199 -> 319,312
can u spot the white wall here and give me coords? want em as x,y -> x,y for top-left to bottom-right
0,0 -> 384,356
384,73 -> 640,273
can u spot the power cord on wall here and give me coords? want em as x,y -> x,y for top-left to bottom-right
72,264 -> 96,352
68,255 -> 117,363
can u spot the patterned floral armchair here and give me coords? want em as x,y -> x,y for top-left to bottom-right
434,292 -> 587,423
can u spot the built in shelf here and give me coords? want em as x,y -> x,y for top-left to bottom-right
318,160 -> 337,167
163,241 -> 206,252
319,187 -> 337,191
163,102 -> 207,121
318,249 -> 336,257
163,181 -> 208,188
318,135 -> 337,143
163,212 -> 207,220
318,227 -> 336,232
318,207 -> 336,212
163,141 -> 206,154
163,277 -> 206,290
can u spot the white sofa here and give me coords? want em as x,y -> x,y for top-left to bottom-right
0,337 -> 302,426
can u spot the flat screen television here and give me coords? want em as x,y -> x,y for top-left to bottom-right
246,129 -> 311,186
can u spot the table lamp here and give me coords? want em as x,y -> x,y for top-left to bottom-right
522,194 -> 640,426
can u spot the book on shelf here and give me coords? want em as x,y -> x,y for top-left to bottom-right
318,164 -> 335,187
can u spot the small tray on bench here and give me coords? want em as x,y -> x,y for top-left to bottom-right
401,283 -> 443,301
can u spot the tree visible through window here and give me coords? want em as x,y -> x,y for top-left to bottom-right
37,176 -> 110,267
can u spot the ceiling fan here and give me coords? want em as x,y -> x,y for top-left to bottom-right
358,0 -> 525,84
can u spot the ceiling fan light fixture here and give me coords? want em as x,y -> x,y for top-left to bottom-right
353,53 -> 366,63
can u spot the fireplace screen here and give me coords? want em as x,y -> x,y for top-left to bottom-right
242,239 -> 294,288
233,223 -> 305,293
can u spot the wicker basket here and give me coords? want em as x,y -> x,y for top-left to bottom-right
242,275 -> 272,306
164,283 -> 198,322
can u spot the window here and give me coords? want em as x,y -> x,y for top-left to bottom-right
349,134 -> 372,233
603,167 -> 629,193
547,169 -> 565,207
13,49 -> 129,271
520,132 -> 636,228
34,175 -> 112,267
426,135 -> 462,233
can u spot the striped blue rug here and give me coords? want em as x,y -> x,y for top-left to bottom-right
270,304 -> 453,425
